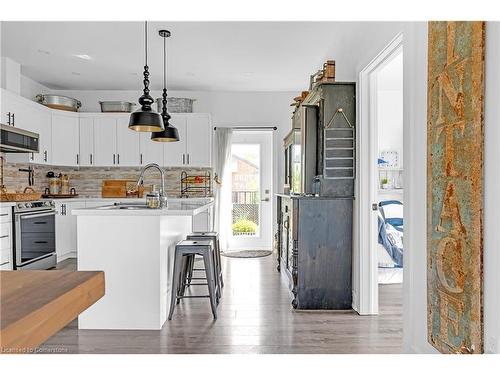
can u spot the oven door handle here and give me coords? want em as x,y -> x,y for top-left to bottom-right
19,211 -> 56,220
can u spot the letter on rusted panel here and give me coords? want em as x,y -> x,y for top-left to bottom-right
427,21 -> 485,354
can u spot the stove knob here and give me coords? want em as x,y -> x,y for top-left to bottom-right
26,202 -> 33,208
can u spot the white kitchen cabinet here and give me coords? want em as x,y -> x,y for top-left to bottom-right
0,206 -> 13,270
51,111 -> 80,166
163,113 -> 212,168
186,114 -> 212,167
116,115 -> 140,166
79,117 -> 94,166
93,116 -> 117,166
55,201 -> 85,260
1,88 -> 52,165
140,132 -> 164,166
163,114 -> 187,167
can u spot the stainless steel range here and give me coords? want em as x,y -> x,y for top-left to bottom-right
13,200 -> 56,270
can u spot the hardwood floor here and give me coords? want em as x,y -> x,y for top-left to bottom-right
40,255 -> 403,354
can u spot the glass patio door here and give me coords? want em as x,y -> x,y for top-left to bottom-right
226,131 -> 273,251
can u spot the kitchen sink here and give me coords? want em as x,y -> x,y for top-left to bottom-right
95,204 -> 149,210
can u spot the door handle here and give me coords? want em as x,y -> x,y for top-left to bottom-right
372,203 -> 379,211
261,197 -> 270,202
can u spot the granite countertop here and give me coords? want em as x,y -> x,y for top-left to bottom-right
41,196 -> 214,203
73,200 -> 214,217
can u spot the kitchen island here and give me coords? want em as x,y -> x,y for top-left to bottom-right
72,199 -> 214,330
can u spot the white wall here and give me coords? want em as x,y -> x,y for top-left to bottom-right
377,90 -> 403,162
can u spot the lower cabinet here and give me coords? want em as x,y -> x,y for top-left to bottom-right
55,201 -> 85,260
276,195 -> 353,310
0,207 -> 13,270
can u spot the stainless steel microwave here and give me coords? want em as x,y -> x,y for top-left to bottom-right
0,123 -> 39,153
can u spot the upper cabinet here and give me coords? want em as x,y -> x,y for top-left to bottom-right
140,132 -> 164,166
164,113 -> 212,168
186,114 -> 212,167
91,114 -> 140,167
115,115 -> 140,166
1,88 -> 51,165
164,114 -> 187,167
51,111 -> 79,166
1,90 -> 212,168
79,117 -> 94,166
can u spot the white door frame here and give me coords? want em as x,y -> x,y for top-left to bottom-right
227,130 -> 274,251
355,33 -> 403,315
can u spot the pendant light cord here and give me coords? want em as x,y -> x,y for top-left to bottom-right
163,33 -> 166,89
145,21 -> 148,67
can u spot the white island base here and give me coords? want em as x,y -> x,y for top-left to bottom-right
75,200 -> 213,330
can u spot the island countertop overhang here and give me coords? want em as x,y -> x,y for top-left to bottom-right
72,200 -> 214,217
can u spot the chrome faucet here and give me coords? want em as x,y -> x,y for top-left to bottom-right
137,163 -> 168,207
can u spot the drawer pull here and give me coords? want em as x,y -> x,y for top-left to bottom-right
0,235 -> 8,239
34,241 -> 48,244
33,222 -> 48,225
0,213 -> 9,217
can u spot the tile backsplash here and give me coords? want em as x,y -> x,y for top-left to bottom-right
1,158 -> 213,198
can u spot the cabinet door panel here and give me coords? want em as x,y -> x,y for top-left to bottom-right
32,109 -> 52,165
116,116 -> 140,166
51,113 -> 79,166
186,114 -> 211,167
140,132 -> 164,166
163,114 -> 187,167
79,118 -> 94,166
93,117 -> 117,166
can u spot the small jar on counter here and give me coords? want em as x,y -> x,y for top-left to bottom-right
146,185 -> 161,209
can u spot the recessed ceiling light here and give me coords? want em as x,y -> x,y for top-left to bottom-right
37,49 -> 50,55
71,72 -> 81,76
73,54 -> 92,60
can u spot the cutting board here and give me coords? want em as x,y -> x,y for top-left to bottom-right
101,180 -> 146,198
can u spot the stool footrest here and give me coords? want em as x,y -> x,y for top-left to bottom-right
176,295 -> 210,299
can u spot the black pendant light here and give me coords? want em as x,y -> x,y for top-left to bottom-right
129,21 -> 164,132
151,29 -> 179,142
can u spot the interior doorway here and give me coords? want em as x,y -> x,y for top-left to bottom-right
375,50 -> 404,315
357,33 -> 403,315
226,130 -> 273,251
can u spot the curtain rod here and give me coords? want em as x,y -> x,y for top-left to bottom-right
213,126 -> 277,131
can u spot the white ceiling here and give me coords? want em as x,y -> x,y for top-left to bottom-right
1,21 -> 375,92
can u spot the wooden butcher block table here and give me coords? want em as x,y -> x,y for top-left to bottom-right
0,270 -> 104,353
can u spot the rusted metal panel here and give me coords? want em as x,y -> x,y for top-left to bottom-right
427,21 -> 485,354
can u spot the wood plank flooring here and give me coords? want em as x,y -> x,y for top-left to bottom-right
40,255 -> 403,354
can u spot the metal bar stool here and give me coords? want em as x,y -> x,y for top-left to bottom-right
168,240 -> 218,320
186,232 -> 223,296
